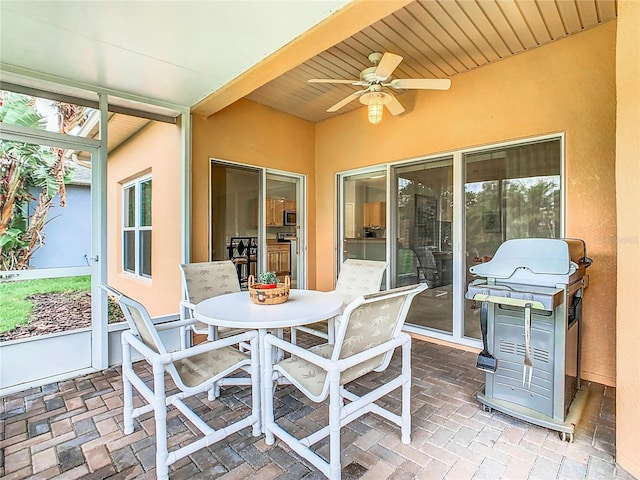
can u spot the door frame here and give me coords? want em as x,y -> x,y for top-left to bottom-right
336,165 -> 391,288
264,169 -> 307,289
0,122 -> 106,394
208,158 -> 307,288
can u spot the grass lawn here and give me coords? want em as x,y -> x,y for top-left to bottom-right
0,275 -> 91,333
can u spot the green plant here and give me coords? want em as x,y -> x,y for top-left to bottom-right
257,271 -> 278,285
0,92 -> 80,271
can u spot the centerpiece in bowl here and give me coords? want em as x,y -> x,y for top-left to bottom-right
248,271 -> 290,305
255,271 -> 278,288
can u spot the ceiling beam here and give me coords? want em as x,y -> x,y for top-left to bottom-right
191,0 -> 413,118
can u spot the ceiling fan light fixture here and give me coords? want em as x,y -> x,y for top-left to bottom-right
361,91 -> 388,125
367,93 -> 384,125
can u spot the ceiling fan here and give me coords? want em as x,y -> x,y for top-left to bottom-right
308,52 -> 451,123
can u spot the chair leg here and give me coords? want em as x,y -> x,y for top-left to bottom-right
152,362 -> 169,480
179,304 -> 193,350
329,371 -> 342,480
328,318 -> 336,345
264,341 -> 275,444
290,326 -> 298,345
121,340 -> 135,435
401,340 -> 412,445
250,335 -> 261,437
207,326 -> 222,400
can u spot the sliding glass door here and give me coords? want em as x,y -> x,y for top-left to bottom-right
393,157 -> 454,333
338,135 -> 563,348
463,138 -> 562,338
210,161 -> 306,289
339,169 -> 387,266
210,162 -> 262,287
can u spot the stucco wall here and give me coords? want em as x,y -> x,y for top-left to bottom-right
107,120 -> 182,317
615,1 -> 640,476
29,184 -> 91,268
191,99 -> 317,285
314,23 -> 617,386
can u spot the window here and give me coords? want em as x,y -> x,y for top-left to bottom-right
123,175 -> 152,278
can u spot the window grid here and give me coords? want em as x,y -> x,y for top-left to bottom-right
122,176 -> 152,278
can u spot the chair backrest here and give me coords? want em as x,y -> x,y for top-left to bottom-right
334,259 -> 388,306
180,260 -> 240,304
101,284 -> 167,356
102,284 -> 193,390
332,283 -> 428,384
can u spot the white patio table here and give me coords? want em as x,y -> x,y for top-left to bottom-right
194,289 -> 343,429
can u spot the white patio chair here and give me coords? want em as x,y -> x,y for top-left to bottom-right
102,285 -> 260,480
290,258 -> 387,345
263,282 -> 427,480
179,260 -> 244,348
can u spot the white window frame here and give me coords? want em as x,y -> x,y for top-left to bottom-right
122,174 -> 152,278
337,133 -> 564,350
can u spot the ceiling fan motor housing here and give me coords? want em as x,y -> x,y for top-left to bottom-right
360,67 -> 381,84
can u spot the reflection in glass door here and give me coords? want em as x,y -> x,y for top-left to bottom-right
266,173 -> 303,288
339,169 -> 387,268
393,158 -> 454,333
210,162 -> 262,287
463,138 -> 561,338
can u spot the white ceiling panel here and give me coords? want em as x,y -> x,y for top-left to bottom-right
0,0 -> 351,107
0,0 -> 617,124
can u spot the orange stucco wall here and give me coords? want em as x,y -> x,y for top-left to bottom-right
314,22 -> 617,386
191,100 -> 317,284
615,1 -> 640,477
107,120 -> 182,316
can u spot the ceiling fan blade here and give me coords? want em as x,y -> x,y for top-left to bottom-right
327,90 -> 365,112
308,78 -> 358,84
389,78 -> 452,90
385,95 -> 405,115
374,52 -> 403,81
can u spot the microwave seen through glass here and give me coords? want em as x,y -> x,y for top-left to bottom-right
284,210 -> 296,226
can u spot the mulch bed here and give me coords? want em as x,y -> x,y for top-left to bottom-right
0,292 -> 124,342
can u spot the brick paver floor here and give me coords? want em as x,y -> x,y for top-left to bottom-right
1,337 -> 635,479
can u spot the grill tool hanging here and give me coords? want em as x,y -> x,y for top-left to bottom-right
476,301 -> 497,373
523,303 -> 533,388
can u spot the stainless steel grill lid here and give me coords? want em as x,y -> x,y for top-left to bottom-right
466,238 -> 591,310
470,239 -> 576,286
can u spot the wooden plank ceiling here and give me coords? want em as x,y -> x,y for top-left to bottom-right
245,0 -> 617,123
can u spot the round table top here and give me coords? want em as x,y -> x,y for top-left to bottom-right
194,289 -> 343,329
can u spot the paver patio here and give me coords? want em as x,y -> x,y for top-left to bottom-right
0,336 -> 634,480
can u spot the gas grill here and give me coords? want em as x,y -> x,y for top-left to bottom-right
466,238 -> 591,441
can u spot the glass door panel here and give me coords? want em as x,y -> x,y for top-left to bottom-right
0,137 -> 96,391
463,138 -> 561,339
266,173 -> 302,288
1,139 -> 93,337
394,158 -> 454,333
340,170 -> 387,268
210,162 -> 261,287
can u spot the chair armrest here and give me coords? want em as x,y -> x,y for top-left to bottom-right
264,332 -> 411,373
180,300 -> 196,312
123,328 -> 258,365
334,333 -> 410,372
169,330 -> 258,362
154,317 -> 199,331
264,333 -> 335,370
122,329 -> 164,363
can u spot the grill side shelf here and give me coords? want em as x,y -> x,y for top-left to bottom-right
466,282 -> 564,311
